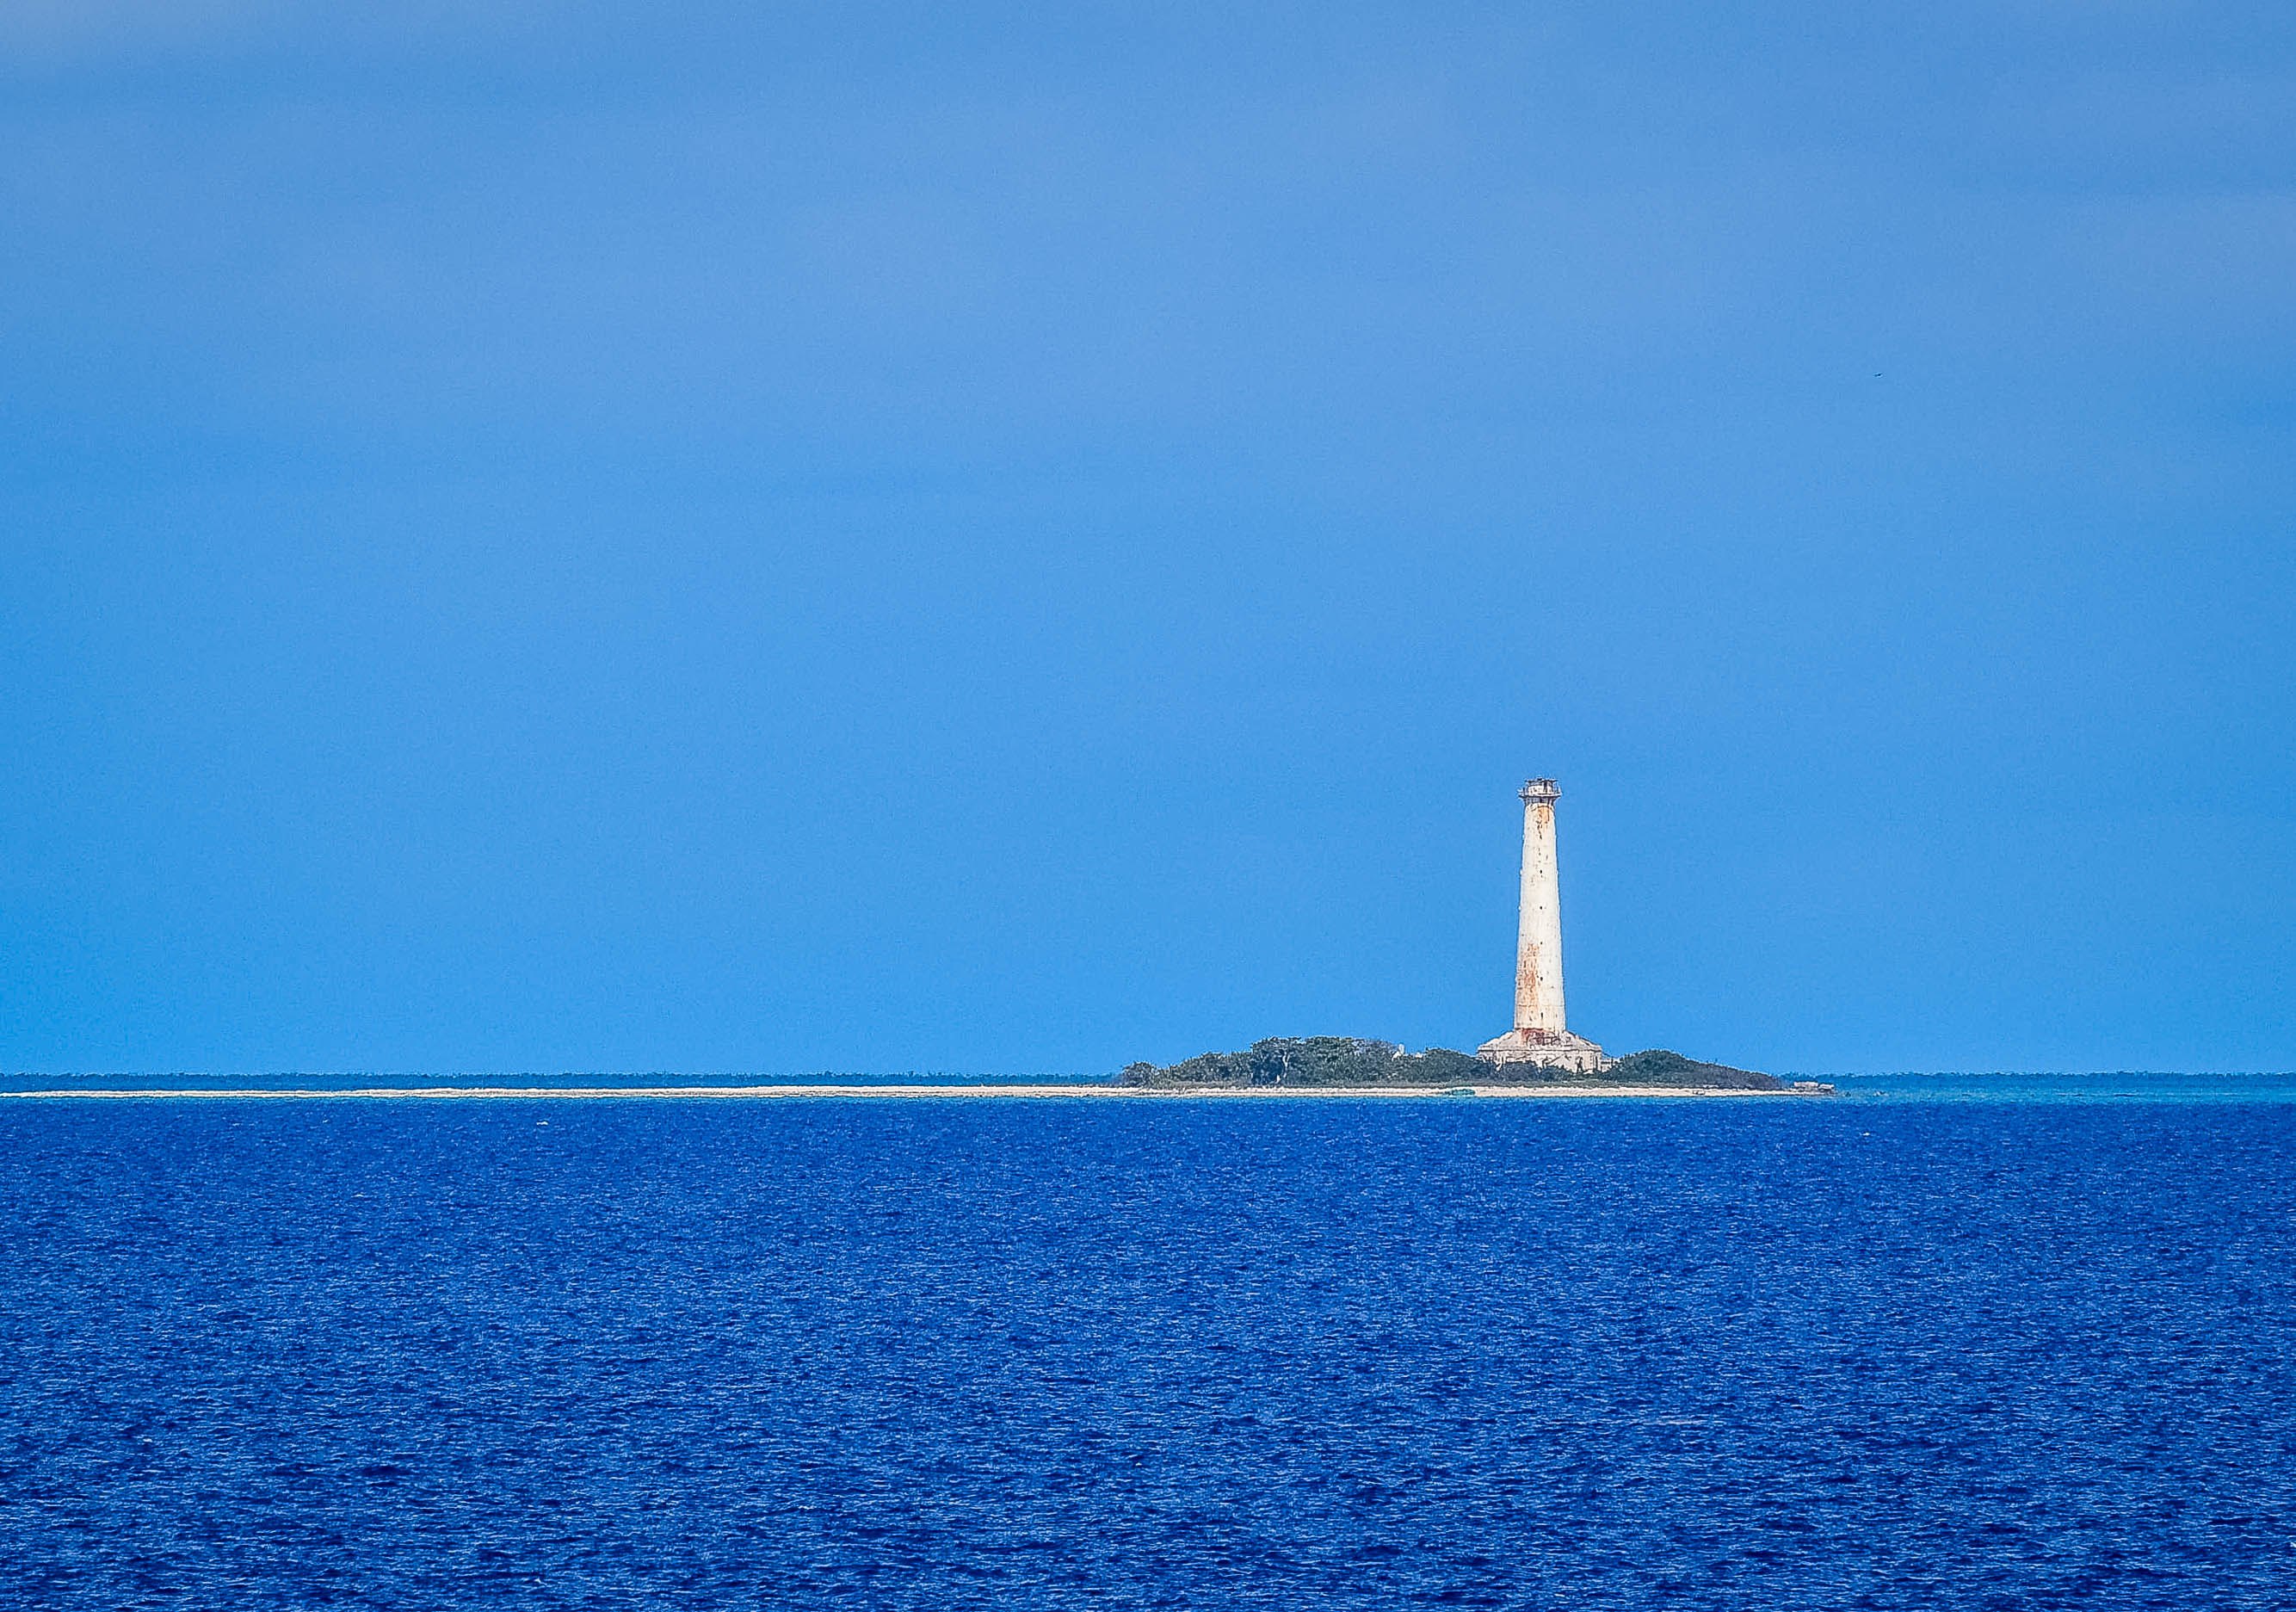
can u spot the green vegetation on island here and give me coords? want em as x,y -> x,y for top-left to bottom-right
1595,1049 -> 1786,1090
1118,1037 -> 1787,1090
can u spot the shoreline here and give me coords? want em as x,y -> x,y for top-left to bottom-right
0,1083 -> 1818,1101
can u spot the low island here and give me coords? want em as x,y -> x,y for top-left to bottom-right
1120,1037 -> 1826,1093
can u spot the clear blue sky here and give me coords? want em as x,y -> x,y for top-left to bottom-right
4,3 -> 2292,1074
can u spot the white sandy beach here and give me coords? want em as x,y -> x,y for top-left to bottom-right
2,1084 -> 1817,1100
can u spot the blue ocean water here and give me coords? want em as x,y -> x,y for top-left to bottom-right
3,1093 -> 2292,1609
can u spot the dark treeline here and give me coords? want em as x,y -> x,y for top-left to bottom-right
1119,1038 -> 1783,1090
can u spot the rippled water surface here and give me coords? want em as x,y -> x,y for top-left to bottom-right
4,1094 -> 2293,1609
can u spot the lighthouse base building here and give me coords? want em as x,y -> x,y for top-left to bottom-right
1478,777 -> 1611,1075
1477,1026 -> 1609,1074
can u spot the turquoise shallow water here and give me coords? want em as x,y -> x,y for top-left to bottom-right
1820,1072 -> 2296,1103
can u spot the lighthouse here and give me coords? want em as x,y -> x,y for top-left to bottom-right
1478,778 -> 1609,1073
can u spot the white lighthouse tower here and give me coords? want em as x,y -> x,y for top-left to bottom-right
1478,778 -> 1608,1073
